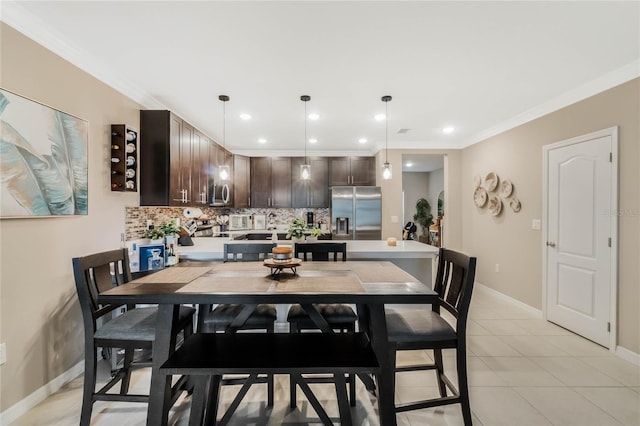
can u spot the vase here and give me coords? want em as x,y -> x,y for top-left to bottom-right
305,236 -> 318,243
292,236 -> 305,243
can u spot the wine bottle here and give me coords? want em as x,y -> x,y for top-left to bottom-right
166,243 -> 177,266
126,131 -> 137,142
111,157 -> 120,163
111,183 -> 123,189
111,144 -> 120,150
111,131 -> 121,136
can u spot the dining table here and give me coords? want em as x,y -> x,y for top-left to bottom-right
97,260 -> 438,426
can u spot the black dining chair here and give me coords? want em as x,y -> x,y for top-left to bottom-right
384,247 -> 477,425
196,242 -> 277,416
72,248 -> 195,426
287,242 -> 359,407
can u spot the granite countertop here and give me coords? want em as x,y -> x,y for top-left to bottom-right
177,237 -> 438,261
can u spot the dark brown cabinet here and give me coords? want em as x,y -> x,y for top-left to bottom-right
140,110 -> 211,206
328,156 -> 375,186
250,157 -> 291,207
291,157 -> 329,208
233,155 -> 250,208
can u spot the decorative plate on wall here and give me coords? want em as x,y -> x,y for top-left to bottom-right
473,187 -> 488,207
499,179 -> 513,198
510,198 -> 521,212
473,175 -> 481,189
488,195 -> 502,216
484,172 -> 499,192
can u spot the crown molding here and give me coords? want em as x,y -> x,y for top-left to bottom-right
464,59 -> 640,148
1,1 -> 166,110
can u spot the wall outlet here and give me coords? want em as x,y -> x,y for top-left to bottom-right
391,215 -> 399,223
495,264 -> 500,273
532,219 -> 541,230
0,342 -> 6,365
146,219 -> 153,230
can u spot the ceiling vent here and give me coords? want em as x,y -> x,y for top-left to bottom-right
397,128 -> 410,134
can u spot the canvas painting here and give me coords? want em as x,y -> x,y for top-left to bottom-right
0,89 -> 88,217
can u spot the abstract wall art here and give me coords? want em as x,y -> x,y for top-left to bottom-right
0,89 -> 88,218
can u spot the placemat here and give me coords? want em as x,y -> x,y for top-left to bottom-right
132,267 -> 213,284
177,275 -> 273,293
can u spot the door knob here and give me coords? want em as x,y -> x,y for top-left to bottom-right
546,242 -> 556,247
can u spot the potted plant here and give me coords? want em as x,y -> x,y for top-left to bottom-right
413,197 -> 434,243
160,219 -> 181,247
145,226 -> 165,244
286,218 -> 308,242
306,227 -> 324,242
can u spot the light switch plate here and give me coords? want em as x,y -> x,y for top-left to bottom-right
391,216 -> 399,223
0,342 -> 6,365
532,219 -> 541,230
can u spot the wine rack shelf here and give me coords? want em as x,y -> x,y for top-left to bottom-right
110,124 -> 138,192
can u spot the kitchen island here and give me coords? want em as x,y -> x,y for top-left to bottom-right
178,236 -> 438,280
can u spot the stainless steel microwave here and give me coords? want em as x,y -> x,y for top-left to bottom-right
228,214 -> 252,230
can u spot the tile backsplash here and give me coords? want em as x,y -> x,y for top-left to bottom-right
125,206 -> 329,240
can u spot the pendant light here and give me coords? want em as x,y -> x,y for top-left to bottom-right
218,95 -> 230,181
300,95 -> 311,181
381,95 -> 392,180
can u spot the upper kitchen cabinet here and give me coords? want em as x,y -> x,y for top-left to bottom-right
140,110 -> 211,206
291,157 -> 329,208
250,157 -> 291,207
233,155 -> 250,208
328,156 -> 375,186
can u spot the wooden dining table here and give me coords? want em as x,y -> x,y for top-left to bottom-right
98,260 -> 438,426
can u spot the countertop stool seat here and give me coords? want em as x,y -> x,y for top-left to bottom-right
197,242 -> 278,415
287,242 -> 359,408
385,247 -> 477,425
72,248 -> 195,426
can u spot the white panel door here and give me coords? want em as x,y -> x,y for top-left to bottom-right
546,133 -> 613,347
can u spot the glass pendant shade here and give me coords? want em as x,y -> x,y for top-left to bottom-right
300,163 -> 311,180
382,161 -> 392,180
300,95 -> 311,181
218,94 -> 230,181
219,165 -> 230,181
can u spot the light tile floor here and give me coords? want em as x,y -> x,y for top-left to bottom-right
10,287 -> 640,425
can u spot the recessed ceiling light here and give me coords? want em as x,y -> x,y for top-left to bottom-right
239,113 -> 252,120
358,138 -> 367,144
406,162 -> 413,168
442,126 -> 455,134
374,114 -> 386,121
308,113 -> 319,121
309,138 -> 318,144
258,138 -> 267,144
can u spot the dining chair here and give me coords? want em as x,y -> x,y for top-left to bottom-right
197,242 -> 277,413
72,248 -> 195,426
287,242 -> 359,407
384,247 -> 477,425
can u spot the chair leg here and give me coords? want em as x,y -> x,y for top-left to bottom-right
456,344 -> 473,426
346,323 -> 357,406
289,322 -> 299,409
267,326 -> 274,407
120,348 -> 135,394
80,345 -> 97,426
433,348 -> 447,397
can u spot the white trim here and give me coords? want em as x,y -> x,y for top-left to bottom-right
615,346 -> 640,366
475,282 -> 543,318
0,360 -> 84,425
541,127 -> 619,352
466,61 -> 639,148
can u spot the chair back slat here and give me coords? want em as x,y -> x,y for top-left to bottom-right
294,242 -> 347,262
433,248 -> 477,328
224,243 -> 276,262
73,249 -> 132,324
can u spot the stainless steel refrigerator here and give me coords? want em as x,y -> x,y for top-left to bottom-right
331,186 -> 382,240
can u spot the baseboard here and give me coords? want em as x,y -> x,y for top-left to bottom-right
0,360 -> 84,426
615,345 -> 640,366
475,281 -> 544,319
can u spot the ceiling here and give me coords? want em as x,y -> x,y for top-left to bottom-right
2,2 -> 638,156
